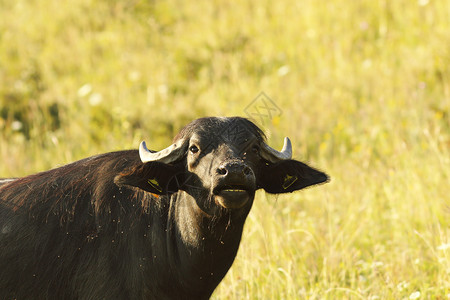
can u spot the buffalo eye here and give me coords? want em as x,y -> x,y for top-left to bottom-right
189,145 -> 199,154
251,145 -> 260,154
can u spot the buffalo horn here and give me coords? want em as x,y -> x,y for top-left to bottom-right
139,140 -> 186,164
260,137 -> 292,163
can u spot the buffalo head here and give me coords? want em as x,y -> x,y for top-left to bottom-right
117,117 -> 328,216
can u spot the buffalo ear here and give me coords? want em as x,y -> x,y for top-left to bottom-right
115,162 -> 185,195
257,160 -> 329,194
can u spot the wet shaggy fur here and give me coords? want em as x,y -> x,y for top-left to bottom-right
0,152 -> 161,299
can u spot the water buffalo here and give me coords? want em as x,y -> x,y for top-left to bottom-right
0,117 -> 328,299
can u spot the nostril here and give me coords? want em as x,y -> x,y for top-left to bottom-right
217,166 -> 227,176
243,166 -> 251,176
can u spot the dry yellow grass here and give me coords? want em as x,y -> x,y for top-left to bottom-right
1,0 -> 449,298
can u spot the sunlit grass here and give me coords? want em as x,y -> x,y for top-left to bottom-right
1,0 -> 449,298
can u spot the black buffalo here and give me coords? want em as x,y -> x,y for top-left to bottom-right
0,117 -> 328,299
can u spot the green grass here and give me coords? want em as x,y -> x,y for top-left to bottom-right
1,0 -> 449,298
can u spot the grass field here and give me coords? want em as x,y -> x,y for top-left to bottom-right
1,0 -> 449,298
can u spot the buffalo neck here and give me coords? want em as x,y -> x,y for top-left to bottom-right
165,191 -> 253,296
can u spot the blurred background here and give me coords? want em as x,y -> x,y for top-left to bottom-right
0,0 -> 449,298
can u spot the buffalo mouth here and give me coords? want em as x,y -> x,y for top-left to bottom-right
213,185 -> 252,209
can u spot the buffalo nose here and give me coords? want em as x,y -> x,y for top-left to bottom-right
216,162 -> 252,177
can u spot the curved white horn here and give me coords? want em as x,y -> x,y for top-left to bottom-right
260,137 -> 292,163
139,140 -> 187,164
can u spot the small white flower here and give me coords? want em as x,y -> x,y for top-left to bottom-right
397,281 -> 410,292
409,291 -> 421,299
78,84 -> 92,97
437,243 -> 450,251
11,121 -> 23,131
277,65 -> 290,77
89,93 -> 103,106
